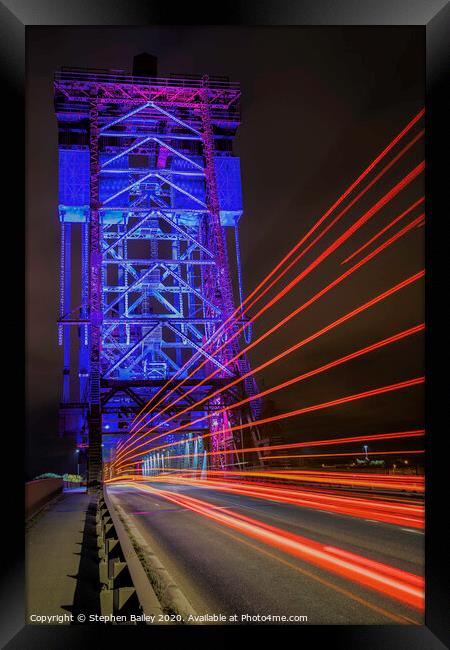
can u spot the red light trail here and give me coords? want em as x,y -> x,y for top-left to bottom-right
109,470 -> 424,528
114,376 -> 424,471
341,196 -> 424,264
116,323 -> 424,469
128,111 -> 425,434
141,430 -> 423,461
129,162 -> 424,440
110,469 -> 424,493
116,267 -> 424,466
116,214 -> 424,466
234,131 -> 424,321
113,241 -> 425,464
260,449 -> 424,461
128,122 -> 424,436
115,430 -> 424,463
108,114 -> 425,618
112,481 -> 424,611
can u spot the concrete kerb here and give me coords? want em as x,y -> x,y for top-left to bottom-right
105,487 -> 198,621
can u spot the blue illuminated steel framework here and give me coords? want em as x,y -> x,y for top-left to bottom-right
55,66 -> 264,486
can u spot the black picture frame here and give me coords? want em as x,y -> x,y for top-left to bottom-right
1,1 -> 448,647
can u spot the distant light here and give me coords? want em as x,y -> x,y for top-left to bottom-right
104,425 -> 110,430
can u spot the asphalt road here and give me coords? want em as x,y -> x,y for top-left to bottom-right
107,481 -> 424,625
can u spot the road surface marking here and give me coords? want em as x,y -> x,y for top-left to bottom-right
401,528 -> 424,535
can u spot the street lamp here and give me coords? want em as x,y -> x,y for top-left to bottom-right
75,448 -> 80,476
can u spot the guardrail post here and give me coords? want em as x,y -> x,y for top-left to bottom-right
97,487 -> 163,622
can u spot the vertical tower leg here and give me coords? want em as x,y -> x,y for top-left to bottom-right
61,222 -> 71,403
88,98 -> 102,490
199,79 -> 235,322
79,222 -> 89,402
200,77 -> 240,464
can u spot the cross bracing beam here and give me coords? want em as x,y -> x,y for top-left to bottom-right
166,323 -> 233,377
99,103 -> 203,139
157,348 -> 181,372
102,258 -> 215,265
159,263 -> 220,314
102,134 -> 204,175
105,245 -> 140,280
102,333 -> 127,359
151,290 -> 182,316
106,317 -> 222,324
103,262 -> 156,314
99,207 -> 208,213
101,171 -> 155,205
99,102 -> 152,133
101,376 -> 233,388
101,425 -> 209,434
103,232 -> 199,242
120,349 -> 158,376
56,86 -> 239,109
59,318 -> 223,325
98,132 -> 203,140
159,342 -> 201,348
186,322 -> 204,341
156,211 -> 213,257
101,386 -> 146,408
154,173 -> 207,208
126,294 -> 145,315
103,323 -> 160,377
101,170 -> 207,208
101,137 -> 151,168
104,285 -> 199,294
148,101 -> 202,136
100,168 -> 205,177
152,137 -> 204,170
102,212 -> 156,255
123,388 -> 146,408
103,227 -> 212,272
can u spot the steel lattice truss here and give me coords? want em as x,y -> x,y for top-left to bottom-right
55,67 -> 264,483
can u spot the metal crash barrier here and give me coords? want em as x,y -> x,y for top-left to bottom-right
96,490 -> 163,622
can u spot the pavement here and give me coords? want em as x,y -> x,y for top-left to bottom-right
107,481 -> 424,625
26,490 -> 101,622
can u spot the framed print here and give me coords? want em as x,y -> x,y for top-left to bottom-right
1,1 -> 448,647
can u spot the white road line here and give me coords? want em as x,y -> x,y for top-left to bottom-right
400,527 -> 424,535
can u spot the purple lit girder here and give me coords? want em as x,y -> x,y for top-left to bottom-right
199,76 -> 241,468
55,65 -> 263,476
87,99 -> 103,487
59,222 -> 71,403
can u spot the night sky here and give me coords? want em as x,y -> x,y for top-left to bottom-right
26,26 -> 424,478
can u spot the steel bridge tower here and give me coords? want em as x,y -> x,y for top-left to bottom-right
55,55 -> 265,487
